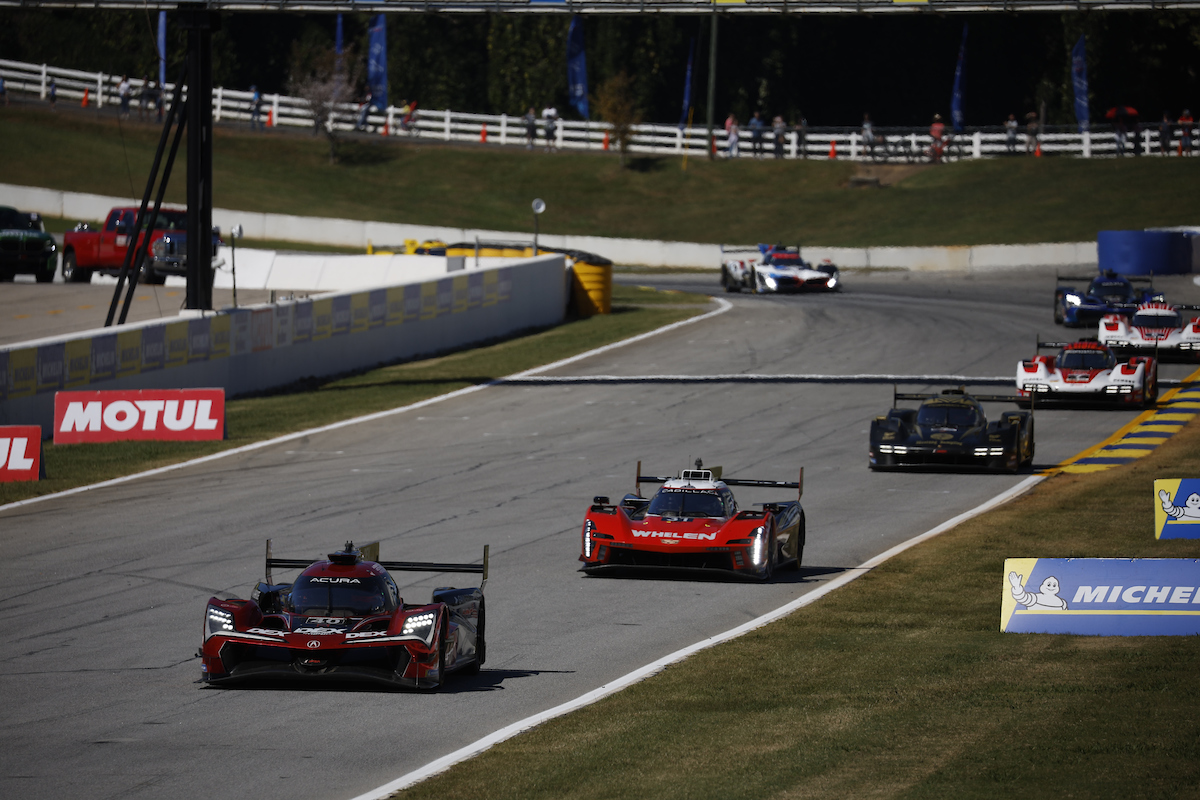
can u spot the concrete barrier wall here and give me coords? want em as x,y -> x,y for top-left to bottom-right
2,182 -> 1098,272
1,254 -> 567,433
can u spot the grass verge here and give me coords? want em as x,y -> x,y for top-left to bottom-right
4,106 -> 1199,248
388,425 -> 1200,800
0,292 -> 709,507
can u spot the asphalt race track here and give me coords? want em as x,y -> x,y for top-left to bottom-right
3,269 -> 1198,800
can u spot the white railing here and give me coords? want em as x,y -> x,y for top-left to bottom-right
3,58 -> 1197,161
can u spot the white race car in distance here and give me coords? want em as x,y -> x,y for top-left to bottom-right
721,244 -> 841,294
1098,302 -> 1200,363
1017,339 -> 1157,407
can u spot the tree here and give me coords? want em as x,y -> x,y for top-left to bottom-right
286,40 -> 363,164
595,72 -> 641,167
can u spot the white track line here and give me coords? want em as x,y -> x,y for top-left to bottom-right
352,473 -> 1046,800
501,374 -> 1013,384
0,299 -> 733,515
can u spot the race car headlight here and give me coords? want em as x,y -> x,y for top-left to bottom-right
43,239 -> 55,252
583,518 -> 594,559
763,276 -> 778,290
205,606 -> 234,641
402,612 -> 436,639
750,526 -> 766,567
1065,293 -> 1082,306
826,276 -> 838,289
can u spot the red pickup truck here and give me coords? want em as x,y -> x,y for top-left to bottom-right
62,206 -> 189,285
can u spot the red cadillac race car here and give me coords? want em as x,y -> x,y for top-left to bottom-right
199,540 -> 487,690
579,460 -> 805,581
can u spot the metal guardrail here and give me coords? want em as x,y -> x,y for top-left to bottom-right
2,57 -> 1197,161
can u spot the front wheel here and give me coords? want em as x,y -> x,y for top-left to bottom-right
464,599 -> 485,675
792,511 -> 806,569
432,616 -> 448,690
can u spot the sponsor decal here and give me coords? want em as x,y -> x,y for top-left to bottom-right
247,627 -> 287,637
306,617 -> 345,625
369,289 -> 387,329
292,302 -> 314,344
631,530 -> 718,541
306,640 -> 321,649
143,325 -> 167,372
468,272 -> 484,309
403,283 -> 422,323
36,343 -> 64,394
64,340 -> 91,389
251,309 -> 273,352
187,318 -> 211,363
210,315 -> 231,360
420,281 -> 438,321
1154,479 -> 1200,539
346,630 -> 388,640
164,321 -> 188,369
1001,558 -> 1200,635
230,309 -> 253,355
308,577 -> 361,584
274,304 -> 293,348
351,292 -> 370,334
437,278 -> 454,317
90,334 -> 117,382
294,627 -> 343,635
54,389 -> 225,443
0,426 -> 42,482
452,275 -> 469,314
332,295 -> 352,336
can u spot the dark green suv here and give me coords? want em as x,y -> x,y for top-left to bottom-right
0,206 -> 57,283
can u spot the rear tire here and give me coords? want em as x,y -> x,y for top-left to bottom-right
793,511 -> 806,569
1053,293 -> 1065,325
464,599 -> 485,675
433,616 -> 448,690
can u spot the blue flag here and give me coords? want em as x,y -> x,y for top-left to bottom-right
1071,34 -> 1089,132
679,37 -> 695,128
157,11 -> 167,87
567,16 -> 588,119
950,23 -> 968,133
368,15 -> 388,110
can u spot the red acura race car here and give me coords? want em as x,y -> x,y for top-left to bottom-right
579,460 -> 805,580
199,540 -> 488,690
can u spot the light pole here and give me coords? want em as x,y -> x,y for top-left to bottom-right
230,223 -> 242,308
532,198 -> 546,255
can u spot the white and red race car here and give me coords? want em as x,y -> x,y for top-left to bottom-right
721,244 -> 841,294
1098,302 -> 1200,363
1017,339 -> 1157,407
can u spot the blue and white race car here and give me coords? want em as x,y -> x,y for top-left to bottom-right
721,244 -> 841,294
1054,270 -> 1163,327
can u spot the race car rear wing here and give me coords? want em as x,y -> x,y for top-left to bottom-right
894,386 -> 1028,406
634,460 -> 803,499
1056,271 -> 1155,284
265,539 -> 489,589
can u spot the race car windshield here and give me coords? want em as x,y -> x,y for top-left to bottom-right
0,209 -> 41,231
647,489 -> 726,518
1058,350 -> 1115,370
287,575 -> 394,617
1131,311 -> 1180,329
917,405 -> 979,427
1088,280 -> 1133,300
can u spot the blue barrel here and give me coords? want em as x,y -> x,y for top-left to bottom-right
1097,230 -> 1192,275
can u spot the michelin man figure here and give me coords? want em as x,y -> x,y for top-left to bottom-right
1158,490 -> 1200,520
1008,572 -> 1068,610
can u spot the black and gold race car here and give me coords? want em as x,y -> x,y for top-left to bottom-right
0,206 -> 57,283
869,388 -> 1034,473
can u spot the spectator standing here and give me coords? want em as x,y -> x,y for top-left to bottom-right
250,85 -> 263,130
1005,114 -> 1018,153
1159,112 -> 1172,154
1180,109 -> 1194,155
796,113 -> 808,158
523,107 -> 536,149
356,91 -> 374,131
727,115 -> 740,158
1131,116 -> 1143,156
1114,116 -> 1127,156
861,113 -> 875,157
1025,112 -> 1038,154
542,105 -> 558,152
749,110 -> 765,158
138,75 -> 149,121
772,115 -> 786,159
929,114 -> 946,162
118,75 -> 131,119
724,111 -> 735,136
48,79 -> 57,110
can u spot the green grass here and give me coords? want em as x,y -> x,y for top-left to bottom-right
3,106 -> 1198,248
388,425 -> 1200,800
0,298 -> 707,506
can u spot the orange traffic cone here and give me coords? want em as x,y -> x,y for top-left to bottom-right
382,122 -> 389,136
828,139 -> 837,159
267,109 -> 274,127
603,131 -> 610,151
480,123 -> 488,143
1179,141 -> 1184,156
81,88 -> 89,107
1035,141 -> 1042,157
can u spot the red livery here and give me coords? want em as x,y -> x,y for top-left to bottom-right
54,389 -> 225,444
199,541 -> 488,690
579,460 -> 806,581
0,426 -> 42,482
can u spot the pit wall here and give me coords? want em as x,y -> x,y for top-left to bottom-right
1,254 -> 567,433
3,182 -> 1096,272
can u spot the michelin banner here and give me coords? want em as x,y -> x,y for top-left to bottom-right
1154,479 -> 1200,539
1002,558 -> 1200,635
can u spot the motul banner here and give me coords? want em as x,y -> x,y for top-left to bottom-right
0,426 -> 42,482
54,389 -> 225,444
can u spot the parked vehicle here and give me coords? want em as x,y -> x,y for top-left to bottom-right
0,206 -> 57,283
61,207 -> 188,285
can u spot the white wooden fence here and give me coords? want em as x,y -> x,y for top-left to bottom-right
3,58 -> 1197,161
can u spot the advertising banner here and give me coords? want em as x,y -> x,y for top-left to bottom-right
54,389 -> 225,444
1002,558 -> 1200,635
1154,479 -> 1200,539
0,426 -> 42,482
